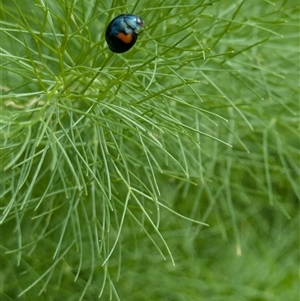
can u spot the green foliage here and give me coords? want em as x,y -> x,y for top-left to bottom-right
1,0 -> 299,300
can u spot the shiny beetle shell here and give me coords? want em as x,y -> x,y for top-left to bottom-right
105,14 -> 144,53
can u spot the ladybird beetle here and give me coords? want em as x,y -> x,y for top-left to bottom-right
105,14 -> 144,53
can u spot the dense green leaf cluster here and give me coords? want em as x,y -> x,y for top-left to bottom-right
1,0 -> 299,300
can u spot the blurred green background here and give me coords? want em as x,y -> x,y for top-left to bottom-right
1,0 -> 299,300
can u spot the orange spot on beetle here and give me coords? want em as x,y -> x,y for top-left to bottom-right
117,32 -> 133,44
